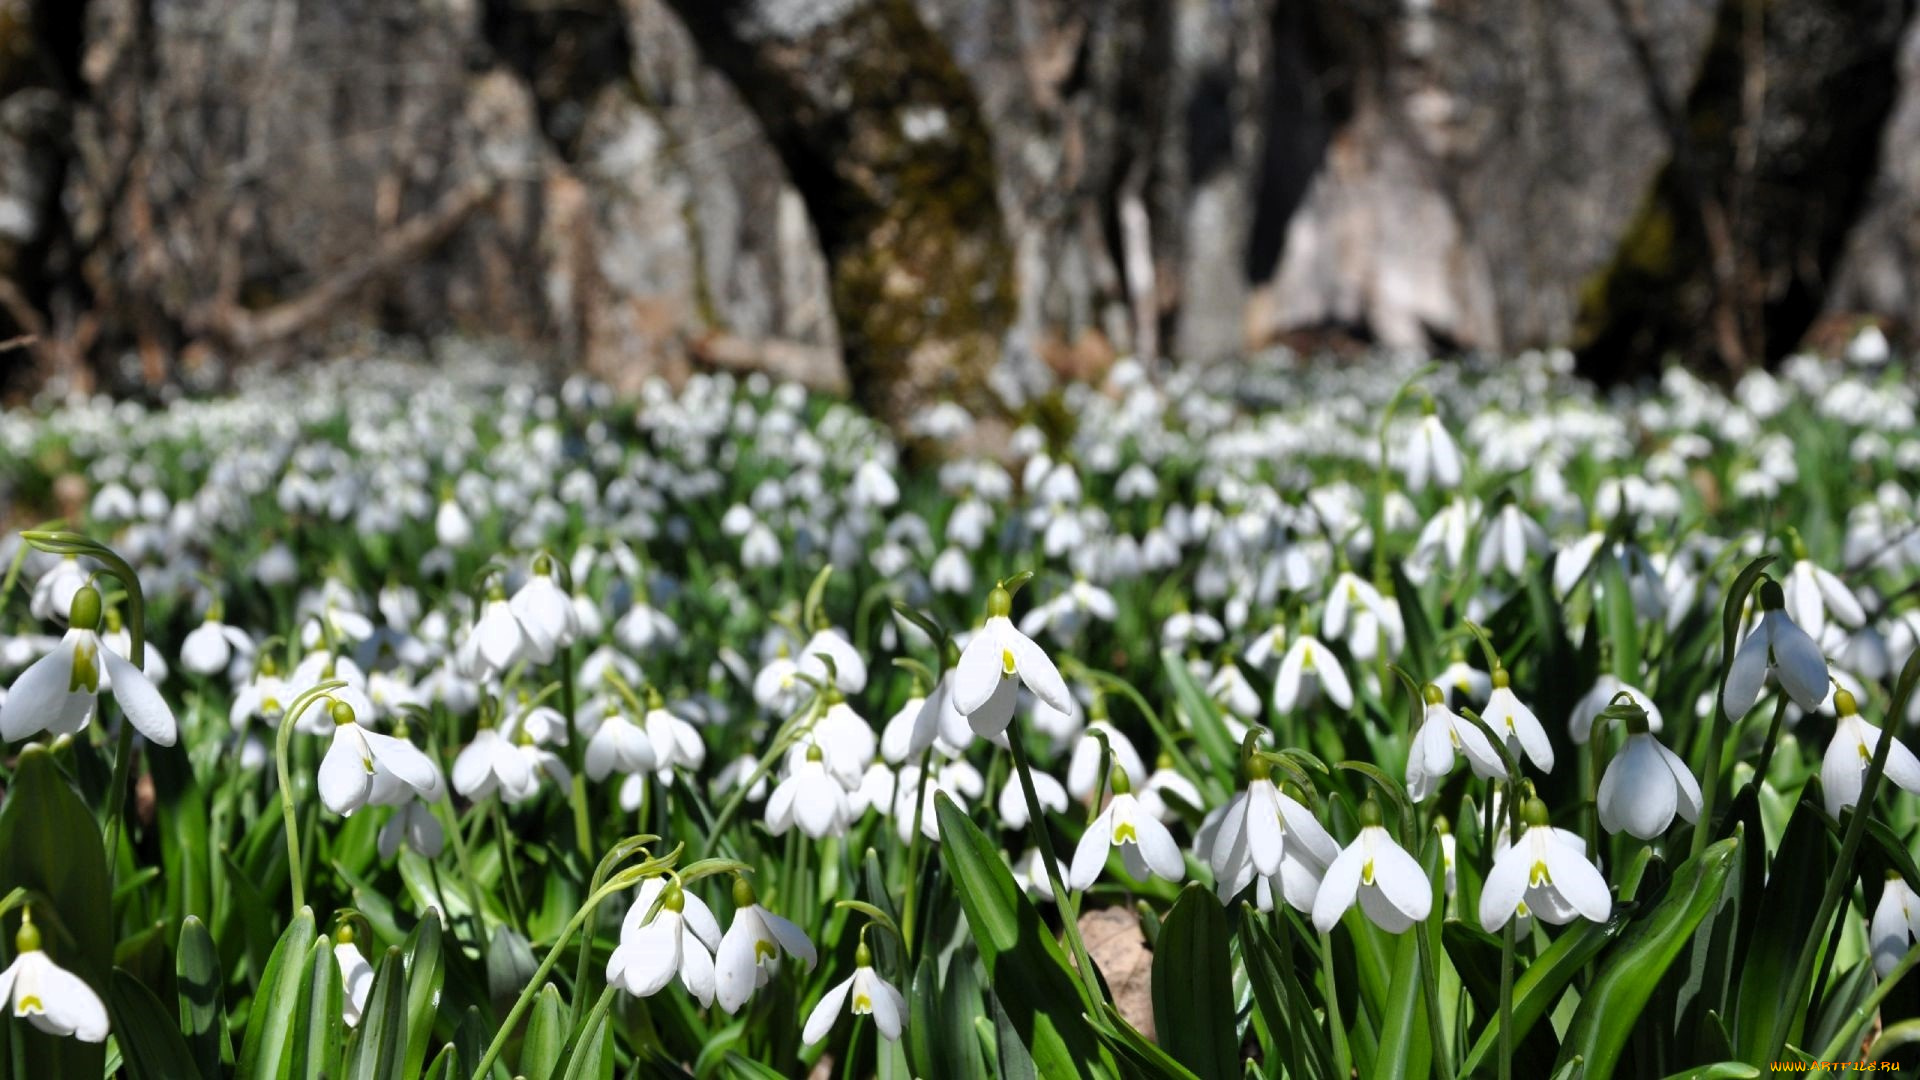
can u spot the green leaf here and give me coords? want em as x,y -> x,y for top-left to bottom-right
236,905 -> 317,1080
1461,896 -> 1636,1074
422,1043 -> 461,1080
400,916 -> 446,1080
1162,649 -> 1239,794
1660,1065 -> 1760,1080
176,915 -> 230,1077
519,983 -> 567,1080
107,968 -> 203,1080
345,946 -> 409,1080
1556,837 -> 1742,1080
556,988 -> 617,1080
1087,1005 -> 1202,1080
1150,885 -> 1237,1080
287,938 -> 344,1080
909,949 -> 987,1080
0,745 -> 111,1079
932,793 -> 1108,1079
1730,798 -> 1827,1060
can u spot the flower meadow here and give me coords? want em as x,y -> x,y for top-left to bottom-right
0,345 -> 1918,1079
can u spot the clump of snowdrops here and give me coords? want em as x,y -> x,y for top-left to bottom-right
0,341 -> 1917,1078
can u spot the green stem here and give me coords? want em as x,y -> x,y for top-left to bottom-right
1008,713 -> 1103,1007
558,649 -> 594,862
101,725 -> 135,882
899,750 -> 933,957
1320,929 -> 1353,1080
1416,898 -> 1454,1080
469,879 -> 630,1080
434,797 -> 490,951
1498,917 -> 1516,1080
706,700 -> 817,849
1748,692 -> 1792,798
274,682 -> 344,913
490,799 -> 529,935
1691,701 -> 1730,860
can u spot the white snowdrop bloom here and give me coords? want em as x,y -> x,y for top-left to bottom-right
607,878 -> 722,1007
1871,874 -> 1920,978
741,523 -> 782,569
797,628 -> 868,695
317,700 -> 441,816
583,702 -> 658,781
715,879 -> 816,1014
335,935 -> 375,1027
29,557 -> 87,624
1723,579 -> 1829,720
1,585 -> 176,746
1406,685 -> 1503,800
1068,778 -> 1185,890
452,726 -> 536,802
1479,802 -> 1611,932
753,649 -> 807,716
613,597 -> 678,654
0,914 -> 108,1042
1782,557 -> 1865,641
800,695 -> 873,786
378,801 -> 444,859
1821,689 -> 1920,818
892,760 -> 984,842
1245,622 -> 1286,670
1433,657 -> 1491,706
879,693 -> 934,763
766,746 -> 852,840
996,769 -> 1068,830
1848,324 -> 1891,366
1322,571 -> 1386,646
646,699 -> 709,773
1011,847 -> 1066,903
434,497 -> 473,548
510,558 -> 578,660
803,943 -> 905,1043
1483,669 -> 1553,773
851,762 -> 897,818
1477,502 -> 1549,578
1272,633 -> 1353,714
1402,411 -> 1463,494
1160,609 -> 1225,650
711,754 -> 769,804
1138,761 -> 1205,823
1067,720 -> 1147,799
1115,462 -> 1160,501
1597,715 -> 1701,840
1207,770 -> 1339,909
851,459 -> 900,509
378,583 -> 422,633
1207,661 -> 1261,720
1311,804 -> 1433,934
461,594 -> 529,678
1554,530 -> 1607,597
952,585 -> 1073,737
1407,498 -> 1477,583
253,543 -> 299,587
1568,674 -> 1662,744
946,497 -> 994,550
930,547 -> 973,594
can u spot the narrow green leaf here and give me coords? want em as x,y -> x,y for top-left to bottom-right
519,983 -> 567,1080
345,946 -> 409,1080
288,938 -> 344,1080
1150,885 -> 1237,1080
1087,1004 -> 1203,1080
1555,837 -> 1742,1079
107,968 -> 203,1080
1730,799 -> 1827,1060
557,988 -> 617,1080
176,915 -> 230,1077
237,906 -> 318,1080
401,916 -> 446,1080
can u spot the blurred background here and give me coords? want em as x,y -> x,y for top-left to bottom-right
0,0 -> 1915,425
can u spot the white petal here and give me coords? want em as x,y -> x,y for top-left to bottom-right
1312,842 -> 1366,934
1069,809 -> 1114,890
1542,841 -> 1612,922
319,727 -> 373,814
1770,618 -> 1831,712
1002,622 -> 1072,716
1721,630 -> 1770,721
1133,815 -> 1185,882
803,975 -> 855,1043
1247,783 -> 1285,877
1478,847 -> 1530,933
679,937 -> 715,1007
762,909 -> 816,969
1367,833 -> 1433,925
1598,736 -> 1678,839
864,970 -> 903,1039
0,640 -> 91,741
952,632 -> 1004,716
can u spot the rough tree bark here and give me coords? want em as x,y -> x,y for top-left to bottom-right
1574,0 -> 1913,381
658,0 -> 1014,429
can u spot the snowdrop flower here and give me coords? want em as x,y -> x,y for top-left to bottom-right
1068,769 -> 1185,889
29,557 -> 87,624
180,606 -> 253,677
851,459 -> 900,509
509,555 -> 578,660
1821,688 -> 1920,817
1207,660 -> 1260,720
645,693 -> 709,773
1433,655 -> 1492,706
892,760 -> 984,842
335,929 -> 375,1027
1782,555 -> 1865,641
997,769 -> 1069,830
1569,674 -> 1661,743
715,878 -> 816,1014
1,584 -> 176,746
1067,720 -> 1146,799
753,646 -> 807,716
766,744 -> 852,840
1482,669 -> 1553,772
607,878 -> 721,1007
434,495 -> 473,548
460,589 -> 529,678
318,700 -> 441,816
1553,529 -> 1607,597
452,725 -> 536,802
1161,609 -> 1225,650
1406,684 -> 1502,801
1208,764 -> 1339,908
1871,874 -> 1920,978
930,547 -> 973,594
1596,708 -> 1701,839
1479,800 -> 1611,932
1402,409 -> 1463,494
1011,847 -> 1066,903
0,911 -> 107,1042
953,584 -> 1073,737
584,701 -> 658,781
1723,579 -> 1828,720
1312,800 -> 1433,933
797,628 -> 868,695
1138,757 -> 1205,823
378,801 -> 444,859
1271,633 -> 1353,714
1477,501 -> 1548,578
613,595 -> 678,654
802,941 -> 905,1043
